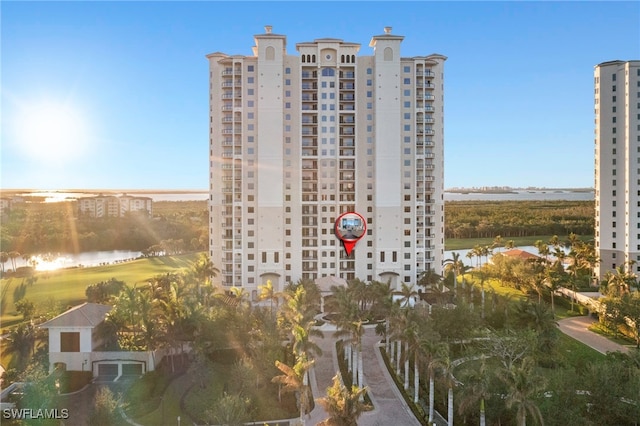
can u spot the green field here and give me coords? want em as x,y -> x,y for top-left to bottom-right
0,253 -> 199,329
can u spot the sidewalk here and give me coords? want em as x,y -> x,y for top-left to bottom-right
307,324 -> 426,426
557,315 -> 631,355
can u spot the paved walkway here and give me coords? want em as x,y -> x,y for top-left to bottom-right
557,315 -> 632,355
308,324 -> 430,426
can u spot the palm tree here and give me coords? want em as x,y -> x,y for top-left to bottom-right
546,257 -> 566,316
498,357 -> 546,426
438,353 -> 459,426
421,339 -> 448,424
444,252 -> 465,294
397,282 -> 418,308
534,240 -> 550,264
190,253 -> 219,299
602,262 -> 636,297
259,279 -> 281,318
6,322 -> 37,370
272,358 -> 314,423
458,359 -> 492,426
418,268 -> 442,289
317,375 -> 370,426
0,252 -> 9,275
8,251 -> 20,272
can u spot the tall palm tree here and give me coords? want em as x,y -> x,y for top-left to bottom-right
498,357 -> 546,426
8,251 -> 20,272
444,252 -> 465,293
190,253 -> 219,299
421,339 -> 448,424
438,353 -> 459,426
546,257 -> 566,316
397,282 -> 418,308
0,251 -> 8,275
259,279 -> 282,318
458,359 -> 492,426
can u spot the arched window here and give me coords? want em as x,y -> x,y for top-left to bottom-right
341,55 -> 345,63
266,46 -> 275,61
384,47 -> 393,61
351,55 -> 356,63
302,55 -> 306,63
321,68 -> 335,77
312,54 -> 316,63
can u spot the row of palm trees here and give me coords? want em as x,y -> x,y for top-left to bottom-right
0,250 -> 34,274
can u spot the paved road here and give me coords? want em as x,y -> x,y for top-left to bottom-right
557,315 -> 631,354
308,324 -> 430,426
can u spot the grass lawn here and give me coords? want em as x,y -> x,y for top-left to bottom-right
445,234 -> 594,251
130,372 -> 190,426
0,253 -> 200,329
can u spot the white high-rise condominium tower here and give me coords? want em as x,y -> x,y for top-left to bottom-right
594,60 -> 640,279
207,26 -> 446,297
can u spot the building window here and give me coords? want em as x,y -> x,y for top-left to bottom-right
274,252 -> 279,263
380,251 -> 385,263
60,332 -> 80,352
248,65 -> 254,72
262,252 -> 267,263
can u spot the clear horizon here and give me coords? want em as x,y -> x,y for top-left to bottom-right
2,1 -> 639,190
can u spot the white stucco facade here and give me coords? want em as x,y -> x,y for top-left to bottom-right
594,60 -> 640,278
207,27 -> 446,294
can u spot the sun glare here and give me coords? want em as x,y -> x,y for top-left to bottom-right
13,100 -> 91,164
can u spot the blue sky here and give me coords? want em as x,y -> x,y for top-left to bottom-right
1,1 -> 639,190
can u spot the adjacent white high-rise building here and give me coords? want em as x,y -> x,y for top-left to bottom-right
207,27 -> 446,297
594,60 -> 640,278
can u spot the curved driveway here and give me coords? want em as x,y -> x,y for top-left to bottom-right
308,325 -> 425,426
557,315 -> 631,354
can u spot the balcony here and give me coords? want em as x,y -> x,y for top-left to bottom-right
424,94 -> 435,100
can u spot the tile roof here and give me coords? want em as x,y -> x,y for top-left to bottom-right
39,302 -> 112,328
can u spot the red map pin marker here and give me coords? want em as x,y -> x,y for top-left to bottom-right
335,212 -> 366,256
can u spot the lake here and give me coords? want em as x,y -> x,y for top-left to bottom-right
444,190 -> 594,202
11,250 -> 143,271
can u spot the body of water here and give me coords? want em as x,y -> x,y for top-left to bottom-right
7,190 -> 208,203
445,190 -> 594,202
11,250 -> 143,271
444,245 -> 570,268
